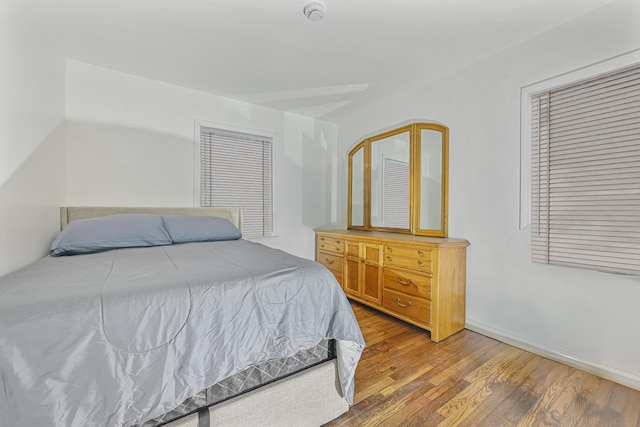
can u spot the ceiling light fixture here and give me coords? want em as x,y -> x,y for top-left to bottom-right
303,1 -> 326,22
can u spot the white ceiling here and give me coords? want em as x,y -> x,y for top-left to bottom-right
24,0 -> 617,122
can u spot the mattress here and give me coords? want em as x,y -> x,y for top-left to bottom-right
0,240 -> 364,426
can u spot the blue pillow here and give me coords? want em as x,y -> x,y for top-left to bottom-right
50,214 -> 172,256
161,215 -> 242,244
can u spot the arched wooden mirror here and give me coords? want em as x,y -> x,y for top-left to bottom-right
348,122 -> 448,237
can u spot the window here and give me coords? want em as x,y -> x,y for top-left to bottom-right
530,63 -> 640,275
199,126 -> 273,238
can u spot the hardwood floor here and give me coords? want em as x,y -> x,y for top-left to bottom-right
325,302 -> 640,427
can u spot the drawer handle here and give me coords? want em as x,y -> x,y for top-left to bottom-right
417,251 -> 424,257
387,256 -> 393,262
387,247 -> 393,252
320,237 -> 325,241
335,247 -> 341,251
396,298 -> 412,308
418,261 -> 425,267
397,277 -> 414,286
336,240 -> 341,244
325,258 -> 334,264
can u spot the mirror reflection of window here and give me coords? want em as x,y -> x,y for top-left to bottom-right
370,131 -> 410,229
382,157 -> 409,228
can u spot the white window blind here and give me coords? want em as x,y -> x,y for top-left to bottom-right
200,127 -> 272,238
382,157 -> 410,228
531,63 -> 640,275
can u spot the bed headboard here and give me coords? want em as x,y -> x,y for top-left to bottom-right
60,207 -> 243,232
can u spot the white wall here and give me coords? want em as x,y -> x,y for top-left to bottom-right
65,61 -> 337,259
0,1 -> 66,276
335,0 -> 640,387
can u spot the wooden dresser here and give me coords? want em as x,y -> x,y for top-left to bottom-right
316,230 -> 470,342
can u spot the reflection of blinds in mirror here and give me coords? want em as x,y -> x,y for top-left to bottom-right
200,127 -> 272,238
382,157 -> 410,229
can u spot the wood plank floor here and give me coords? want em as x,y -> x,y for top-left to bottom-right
325,302 -> 640,427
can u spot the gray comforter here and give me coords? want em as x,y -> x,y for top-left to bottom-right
0,240 -> 365,426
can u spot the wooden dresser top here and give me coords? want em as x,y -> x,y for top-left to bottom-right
315,229 -> 469,248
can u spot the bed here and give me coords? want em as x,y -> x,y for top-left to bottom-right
0,207 -> 365,427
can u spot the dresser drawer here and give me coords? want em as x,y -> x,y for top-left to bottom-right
382,288 -> 431,325
384,245 -> 431,262
318,241 -> 344,254
383,267 -> 431,299
383,253 -> 432,273
318,235 -> 344,246
318,253 -> 344,275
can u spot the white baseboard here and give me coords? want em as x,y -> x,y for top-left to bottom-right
465,318 -> 640,391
